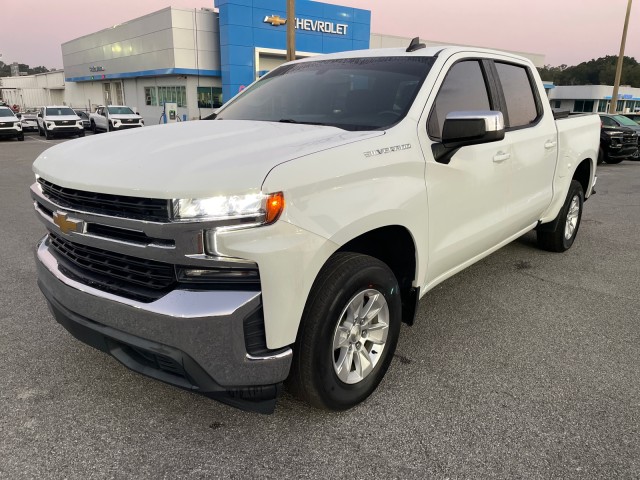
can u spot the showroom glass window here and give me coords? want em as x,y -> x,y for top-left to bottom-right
427,60 -> 491,139
494,62 -> 540,128
197,87 -> 223,108
145,87 -> 157,106
574,100 -> 595,113
157,86 -> 187,107
597,100 -> 608,113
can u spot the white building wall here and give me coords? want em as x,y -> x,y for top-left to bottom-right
0,71 -> 66,109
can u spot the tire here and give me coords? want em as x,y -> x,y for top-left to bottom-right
44,126 -> 52,140
108,122 -> 113,132
597,148 -> 604,165
287,252 -> 402,410
17,133 -> 24,141
91,121 -> 97,134
604,156 -> 623,164
537,179 -> 584,252
78,130 -> 85,137
38,124 -> 44,137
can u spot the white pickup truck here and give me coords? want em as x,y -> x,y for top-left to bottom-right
31,43 -> 599,413
89,105 -> 144,133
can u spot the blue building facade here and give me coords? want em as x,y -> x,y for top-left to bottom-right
215,0 -> 371,101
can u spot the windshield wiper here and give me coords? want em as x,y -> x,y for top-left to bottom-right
278,119 -> 326,126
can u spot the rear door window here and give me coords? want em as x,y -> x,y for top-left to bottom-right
494,62 -> 540,128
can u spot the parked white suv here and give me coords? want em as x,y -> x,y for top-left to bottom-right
0,106 -> 24,141
37,106 -> 84,139
90,105 -> 144,133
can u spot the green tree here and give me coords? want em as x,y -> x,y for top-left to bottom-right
537,56 -> 640,88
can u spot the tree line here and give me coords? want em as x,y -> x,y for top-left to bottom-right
537,55 -> 640,87
0,61 -> 50,77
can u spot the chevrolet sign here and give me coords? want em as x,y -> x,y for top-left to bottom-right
263,15 -> 348,35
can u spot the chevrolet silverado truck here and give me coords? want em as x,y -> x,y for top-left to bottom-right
89,105 -> 144,133
31,42 -> 599,413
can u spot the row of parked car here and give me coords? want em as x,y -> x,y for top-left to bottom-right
0,104 -> 144,141
598,112 -> 640,164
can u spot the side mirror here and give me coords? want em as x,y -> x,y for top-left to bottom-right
432,111 -> 505,164
442,111 -> 505,148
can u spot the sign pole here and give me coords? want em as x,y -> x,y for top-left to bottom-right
286,0 -> 296,61
610,0 -> 633,113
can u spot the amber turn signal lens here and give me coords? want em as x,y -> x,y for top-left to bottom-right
265,192 -> 285,224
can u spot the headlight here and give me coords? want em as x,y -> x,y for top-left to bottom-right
172,192 -> 284,225
603,130 -> 621,136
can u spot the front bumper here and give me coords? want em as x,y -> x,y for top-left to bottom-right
605,143 -> 638,159
0,127 -> 22,137
47,125 -> 83,134
35,237 -> 292,413
113,124 -> 143,130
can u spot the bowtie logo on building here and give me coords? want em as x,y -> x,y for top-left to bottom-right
264,15 -> 287,26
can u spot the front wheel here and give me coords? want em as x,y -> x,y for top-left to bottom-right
287,252 -> 401,410
17,133 -> 24,141
537,179 -> 584,252
44,126 -> 52,140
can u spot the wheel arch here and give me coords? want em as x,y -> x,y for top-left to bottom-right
337,225 -> 420,326
572,158 -> 593,197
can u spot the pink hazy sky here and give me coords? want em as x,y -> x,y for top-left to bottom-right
1,0 -> 638,69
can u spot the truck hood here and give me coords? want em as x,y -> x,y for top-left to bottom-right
110,114 -> 142,120
33,120 -> 383,198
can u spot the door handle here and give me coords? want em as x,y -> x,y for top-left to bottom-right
493,151 -> 511,162
544,140 -> 557,149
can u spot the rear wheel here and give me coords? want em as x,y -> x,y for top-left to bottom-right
91,121 -> 97,134
38,124 -> 44,136
537,180 -> 584,252
287,252 -> 401,410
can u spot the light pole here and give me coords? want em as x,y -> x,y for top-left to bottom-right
609,0 -> 633,113
286,0 -> 295,61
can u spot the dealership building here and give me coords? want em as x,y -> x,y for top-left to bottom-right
1,0 -> 546,122
549,85 -> 640,114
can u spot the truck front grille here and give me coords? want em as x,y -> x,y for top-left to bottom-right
48,233 -> 176,302
38,178 -> 171,222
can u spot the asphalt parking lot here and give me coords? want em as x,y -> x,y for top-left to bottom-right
1,132 -> 638,479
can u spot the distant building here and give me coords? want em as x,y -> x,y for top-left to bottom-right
1,0 -> 546,120
549,85 -> 640,113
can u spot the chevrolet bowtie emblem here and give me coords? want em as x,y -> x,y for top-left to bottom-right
264,15 -> 287,26
53,211 -> 84,234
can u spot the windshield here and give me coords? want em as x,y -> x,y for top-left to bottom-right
614,114 -> 639,127
0,109 -> 15,118
46,107 -> 76,116
217,56 -> 435,131
108,106 -> 134,115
